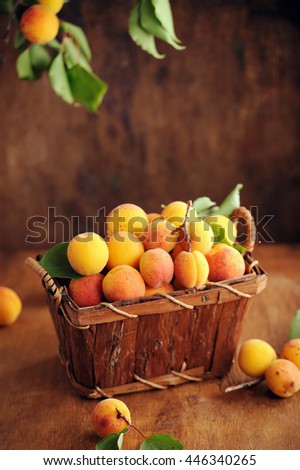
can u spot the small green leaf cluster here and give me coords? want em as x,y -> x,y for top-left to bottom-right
129,0 -> 185,59
96,430 -> 183,451
193,184 -> 244,218
289,309 -> 300,340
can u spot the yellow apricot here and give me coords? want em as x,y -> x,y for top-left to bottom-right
103,265 -> 145,302
205,243 -> 245,281
174,250 -> 209,289
139,248 -> 174,288
185,219 -> 214,254
20,5 -> 59,44
238,339 -> 277,378
106,203 -> 148,238
161,201 -> 188,228
143,218 -> 178,252
92,398 -> 131,438
280,339 -> 300,370
147,213 -> 161,224
265,359 -> 300,398
0,287 -> 22,326
106,231 -> 144,270
37,0 -> 64,13
205,214 -> 237,246
67,232 -> 109,276
144,282 -> 174,297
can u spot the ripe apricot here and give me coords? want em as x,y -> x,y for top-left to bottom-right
67,232 -> 109,276
37,0 -> 64,13
0,287 -> 22,326
106,231 -> 144,270
265,358 -> 300,398
205,243 -> 245,281
139,248 -> 174,288
20,5 -> 59,44
161,201 -> 188,228
103,265 -> 145,302
92,398 -> 131,438
143,218 -> 178,252
144,282 -> 174,297
205,214 -> 237,246
174,250 -> 209,289
147,213 -> 161,224
106,203 -> 148,238
238,339 -> 277,378
280,339 -> 300,370
181,219 -> 214,255
68,274 -> 104,307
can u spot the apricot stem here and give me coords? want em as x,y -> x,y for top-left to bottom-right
224,377 -> 264,393
171,200 -> 193,252
116,408 -> 146,439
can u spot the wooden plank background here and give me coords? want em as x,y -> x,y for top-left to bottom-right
0,0 -> 299,249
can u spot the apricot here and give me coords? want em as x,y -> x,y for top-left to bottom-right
106,203 -> 148,238
92,398 -> 131,438
20,5 -> 59,44
171,243 -> 183,261
238,339 -> 277,378
139,248 -> 174,288
265,359 -> 300,398
205,243 -> 245,281
174,250 -> 209,289
68,274 -> 104,307
37,0 -> 64,13
147,212 -> 161,224
106,231 -> 144,270
102,265 -> 145,302
280,339 -> 300,370
0,287 -> 22,326
205,214 -> 237,246
143,218 -> 178,252
67,232 -> 109,276
161,201 -> 188,228
144,282 -> 174,297
181,219 -> 214,254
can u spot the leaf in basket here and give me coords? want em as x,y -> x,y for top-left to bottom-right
217,183 -> 244,217
289,309 -> 300,340
233,244 -> 247,255
192,196 -> 217,217
39,242 -> 82,280
95,430 -> 126,450
139,433 -> 184,450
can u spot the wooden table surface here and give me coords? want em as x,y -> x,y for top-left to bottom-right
1,244 -> 300,450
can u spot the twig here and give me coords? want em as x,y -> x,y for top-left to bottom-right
224,377 -> 264,393
172,199 -> 193,252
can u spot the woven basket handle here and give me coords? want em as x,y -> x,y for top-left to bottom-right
25,257 -> 62,306
230,206 -> 256,252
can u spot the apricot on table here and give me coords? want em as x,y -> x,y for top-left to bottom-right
103,265 -> 145,302
139,248 -> 174,288
265,358 -> 300,398
105,203 -> 148,238
280,339 -> 300,370
67,232 -> 109,276
37,0 -> 64,13
20,5 -> 59,44
68,274 -> 104,307
92,398 -> 131,438
205,243 -> 245,281
174,250 -> 209,289
106,231 -> 144,270
0,287 -> 22,326
238,339 -> 277,378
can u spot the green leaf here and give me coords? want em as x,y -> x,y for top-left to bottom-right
0,0 -> 14,13
63,37 -> 91,71
140,0 -> 185,51
233,244 -> 247,255
47,39 -> 62,50
67,64 -> 107,112
30,44 -> 51,74
151,0 -> 181,43
129,2 -> 165,59
95,431 -> 126,450
192,197 -> 217,217
140,434 -> 184,450
14,31 -> 27,49
39,242 -> 82,280
60,21 -> 92,61
48,52 -> 74,104
16,49 -> 35,80
289,309 -> 300,340
218,183 -> 244,217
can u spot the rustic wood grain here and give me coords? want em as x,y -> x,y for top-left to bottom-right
1,244 -> 300,450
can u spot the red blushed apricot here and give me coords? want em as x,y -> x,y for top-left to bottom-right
20,5 -> 59,44
68,274 -> 104,307
102,265 -> 145,302
205,243 -> 245,281
139,248 -> 174,288
91,398 -> 131,438
174,250 -> 209,289
143,219 -> 178,252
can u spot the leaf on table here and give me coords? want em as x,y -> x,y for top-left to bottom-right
140,433 -> 184,450
129,2 -> 165,59
60,21 -> 92,61
140,0 -> 185,51
192,196 -> 217,217
62,36 -> 91,71
16,49 -> 35,80
151,0 -> 182,43
30,44 -> 52,74
95,431 -> 125,450
48,52 -> 74,104
218,183 -> 244,217
39,242 -> 82,280
67,64 -> 108,112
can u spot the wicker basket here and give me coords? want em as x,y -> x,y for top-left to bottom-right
25,208 -> 267,399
